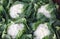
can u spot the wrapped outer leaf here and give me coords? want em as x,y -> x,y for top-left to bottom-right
52,20 -> 60,39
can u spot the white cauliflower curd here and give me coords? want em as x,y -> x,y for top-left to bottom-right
7,23 -> 24,38
9,4 -> 24,18
34,23 -> 50,39
38,4 -> 51,18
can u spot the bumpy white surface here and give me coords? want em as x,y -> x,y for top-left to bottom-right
38,4 -> 51,18
9,4 -> 24,18
34,23 -> 50,39
7,23 -> 24,38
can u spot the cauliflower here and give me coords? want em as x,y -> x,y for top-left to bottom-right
9,4 -> 24,18
7,23 -> 24,38
37,4 -> 51,18
34,23 -> 50,39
